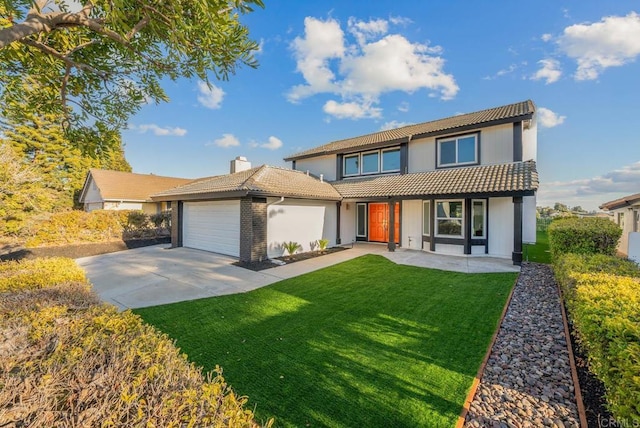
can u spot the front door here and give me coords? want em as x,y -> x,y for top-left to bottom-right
368,203 -> 400,243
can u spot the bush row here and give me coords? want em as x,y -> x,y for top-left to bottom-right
554,253 -> 640,422
548,217 -> 621,258
0,257 -> 266,427
25,209 -> 171,247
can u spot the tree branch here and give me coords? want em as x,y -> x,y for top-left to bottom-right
20,38 -> 108,79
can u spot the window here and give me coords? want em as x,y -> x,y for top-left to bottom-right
436,200 -> 463,237
422,201 -> 431,236
472,200 -> 486,238
382,149 -> 401,172
344,155 -> 359,176
618,212 -> 625,228
437,134 -> 478,167
361,151 -> 379,174
356,203 -> 367,237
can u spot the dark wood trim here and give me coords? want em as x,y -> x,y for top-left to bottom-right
336,201 -> 342,244
355,202 -> 368,240
434,237 -> 465,245
336,154 -> 343,181
284,114 -> 533,161
354,190 -> 536,201
292,160 -> 296,170
429,199 -> 436,251
177,201 -> 184,247
400,142 -> 409,175
513,122 -> 523,162
464,198 -> 472,254
435,131 -> 481,170
387,200 -> 396,251
470,239 -> 487,246
485,198 -> 490,254
512,196 -> 523,265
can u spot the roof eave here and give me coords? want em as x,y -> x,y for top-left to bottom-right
151,190 -> 250,202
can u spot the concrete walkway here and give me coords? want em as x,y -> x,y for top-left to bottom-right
77,243 -> 519,310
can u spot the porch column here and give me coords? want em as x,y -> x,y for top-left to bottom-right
336,201 -> 342,244
429,199 -> 436,252
512,196 -> 523,265
387,200 -> 396,252
464,198 -> 472,254
171,201 -> 183,248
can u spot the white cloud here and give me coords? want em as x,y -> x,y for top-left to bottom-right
379,120 -> 413,131
397,102 -> 409,112
323,99 -> 382,119
541,33 -> 553,42
212,133 -> 240,148
483,63 -> 519,80
288,16 -> 458,119
531,59 -> 562,84
133,123 -> 187,136
389,16 -> 413,26
537,107 -> 566,128
537,161 -> 640,210
261,136 -> 283,150
557,12 -> 640,80
197,81 -> 225,109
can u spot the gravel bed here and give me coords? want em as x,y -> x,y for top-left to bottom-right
464,262 -> 580,428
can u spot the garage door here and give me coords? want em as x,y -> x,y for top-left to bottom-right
183,201 -> 240,257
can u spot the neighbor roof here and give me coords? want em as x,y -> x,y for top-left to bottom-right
284,100 -> 535,161
332,160 -> 538,199
599,193 -> 640,211
151,165 -> 342,201
81,169 -> 193,202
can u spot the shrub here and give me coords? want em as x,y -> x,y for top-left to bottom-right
25,210 -> 127,247
554,253 -> 640,422
318,238 -> 329,251
126,210 -> 150,230
548,217 -> 621,257
150,211 -> 171,228
0,258 -> 266,427
0,257 -> 87,292
282,241 -> 301,256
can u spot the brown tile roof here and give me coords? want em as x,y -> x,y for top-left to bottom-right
84,169 -> 193,202
152,165 -> 342,201
599,193 -> 640,210
332,161 -> 538,199
285,100 -> 535,161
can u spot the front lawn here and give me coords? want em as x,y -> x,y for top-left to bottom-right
135,255 -> 516,427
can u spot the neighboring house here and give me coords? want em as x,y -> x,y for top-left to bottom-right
79,169 -> 193,214
153,100 -> 539,265
600,193 -> 640,256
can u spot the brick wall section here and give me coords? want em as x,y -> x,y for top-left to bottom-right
240,197 -> 267,262
170,201 -> 181,248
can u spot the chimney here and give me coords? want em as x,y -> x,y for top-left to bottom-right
230,156 -> 251,173
320,174 -> 324,183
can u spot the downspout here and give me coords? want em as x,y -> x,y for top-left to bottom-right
268,196 -> 285,206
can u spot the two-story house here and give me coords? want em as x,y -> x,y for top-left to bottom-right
153,100 -> 538,265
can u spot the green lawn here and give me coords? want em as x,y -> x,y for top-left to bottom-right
135,255 -> 516,427
523,229 -> 551,264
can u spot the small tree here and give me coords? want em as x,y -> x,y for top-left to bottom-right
283,241 -> 301,256
317,239 -> 329,251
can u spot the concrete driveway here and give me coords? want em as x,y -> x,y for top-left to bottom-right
76,245 -> 282,310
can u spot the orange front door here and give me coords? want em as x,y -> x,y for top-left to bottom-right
368,203 -> 400,243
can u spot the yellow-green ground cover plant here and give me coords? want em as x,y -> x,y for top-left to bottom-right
0,257 -> 267,427
553,252 -> 640,422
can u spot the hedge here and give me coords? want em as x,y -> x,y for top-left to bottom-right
0,257 -> 267,427
0,257 -> 87,292
554,253 -> 640,422
548,217 -> 621,257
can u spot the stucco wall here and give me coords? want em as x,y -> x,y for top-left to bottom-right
488,197 -> 514,258
401,200 -> 423,250
293,155 -> 337,181
340,202 -> 357,245
523,195 -> 537,244
81,177 -> 103,207
523,119 -> 538,161
266,198 -> 337,259
103,201 -> 144,211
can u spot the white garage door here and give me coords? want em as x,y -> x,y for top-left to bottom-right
183,201 -> 240,257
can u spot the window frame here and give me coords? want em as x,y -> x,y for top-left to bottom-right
422,200 -> 431,236
381,148 -> 401,173
356,203 -> 367,237
435,199 -> 464,238
361,150 -> 380,175
436,132 -> 479,168
343,154 -> 360,176
471,199 -> 486,239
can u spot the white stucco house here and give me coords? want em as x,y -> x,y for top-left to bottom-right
152,100 -> 539,265
78,169 -> 192,214
600,193 -> 640,256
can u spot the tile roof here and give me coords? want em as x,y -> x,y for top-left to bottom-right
285,100 -> 535,161
152,165 -> 342,201
599,193 -> 640,210
85,169 -> 193,202
332,161 -> 538,199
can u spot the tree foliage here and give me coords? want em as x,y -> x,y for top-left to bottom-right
0,0 -> 263,146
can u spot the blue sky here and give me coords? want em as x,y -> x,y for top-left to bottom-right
123,1 -> 640,211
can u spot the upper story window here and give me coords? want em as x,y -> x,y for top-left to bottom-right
343,147 -> 401,177
437,133 -> 479,168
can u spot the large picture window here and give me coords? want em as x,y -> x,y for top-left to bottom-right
436,200 -> 463,237
361,151 -> 379,174
437,134 -> 478,167
344,155 -> 359,176
342,146 -> 401,177
382,148 -> 401,172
